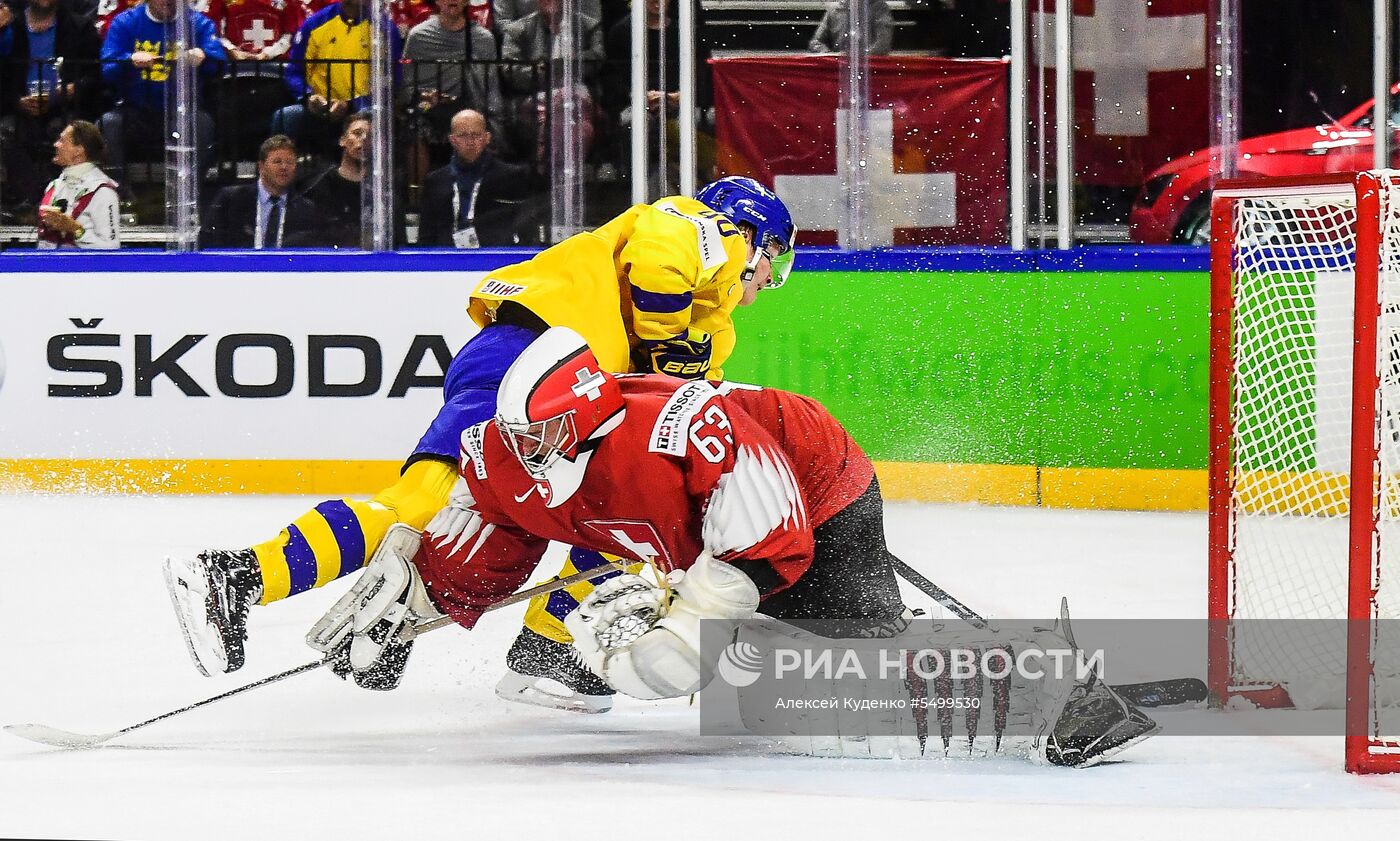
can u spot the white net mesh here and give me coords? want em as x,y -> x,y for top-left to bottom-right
1228,189 -> 1356,697
1223,174 -> 1400,761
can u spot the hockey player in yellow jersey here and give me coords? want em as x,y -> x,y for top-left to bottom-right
469,195 -> 748,379
162,176 -> 797,684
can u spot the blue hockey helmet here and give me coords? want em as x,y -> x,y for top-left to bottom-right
695,176 -> 797,287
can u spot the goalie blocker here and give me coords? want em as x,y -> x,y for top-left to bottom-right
308,328 -> 1159,765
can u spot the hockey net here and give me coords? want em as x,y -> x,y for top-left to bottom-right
1208,171 -> 1400,773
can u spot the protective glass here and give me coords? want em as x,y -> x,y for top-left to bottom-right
497,413 -> 579,476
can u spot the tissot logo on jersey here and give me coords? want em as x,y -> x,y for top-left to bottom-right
45,319 -> 453,398
649,380 -> 716,456
460,422 -> 489,479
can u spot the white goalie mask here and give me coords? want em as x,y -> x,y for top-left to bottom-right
495,327 -> 626,506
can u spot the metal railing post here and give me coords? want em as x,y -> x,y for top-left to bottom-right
1054,0 -> 1074,249
1009,0 -> 1027,250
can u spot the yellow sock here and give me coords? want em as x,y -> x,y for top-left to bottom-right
522,548 -> 639,644
251,459 -> 458,604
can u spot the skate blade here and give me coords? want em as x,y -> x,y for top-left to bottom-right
162,555 -> 228,677
494,671 -> 613,714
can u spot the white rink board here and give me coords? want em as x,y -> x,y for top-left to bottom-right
0,271 -> 483,460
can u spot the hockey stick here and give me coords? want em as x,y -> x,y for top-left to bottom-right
1110,678 -> 1208,708
891,558 -> 994,630
3,561 -> 625,750
891,562 -> 1209,709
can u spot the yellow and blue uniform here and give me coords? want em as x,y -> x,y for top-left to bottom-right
283,3 -> 401,108
249,196 -> 753,611
467,196 -> 750,379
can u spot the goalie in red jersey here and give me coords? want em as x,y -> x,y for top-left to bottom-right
306,327 -> 1161,766
308,325 -> 914,703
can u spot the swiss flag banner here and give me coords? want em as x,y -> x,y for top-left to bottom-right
1033,0 -> 1211,187
711,56 -> 1008,246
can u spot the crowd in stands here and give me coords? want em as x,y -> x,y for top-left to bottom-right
0,0 -> 907,249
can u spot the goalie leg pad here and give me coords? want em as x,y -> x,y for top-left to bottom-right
726,615 -> 1159,764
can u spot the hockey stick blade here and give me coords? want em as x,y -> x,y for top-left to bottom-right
4,660 -> 325,750
4,562 -> 626,749
1110,678 -> 1209,708
4,723 -> 117,749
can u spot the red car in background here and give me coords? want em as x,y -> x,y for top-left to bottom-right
1129,87 -> 1399,244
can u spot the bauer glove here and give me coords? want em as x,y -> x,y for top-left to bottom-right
640,328 -> 713,379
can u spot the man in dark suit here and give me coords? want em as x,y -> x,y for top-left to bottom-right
418,108 -> 536,248
199,134 -> 313,248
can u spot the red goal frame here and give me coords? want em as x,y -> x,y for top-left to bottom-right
1206,170 -> 1400,774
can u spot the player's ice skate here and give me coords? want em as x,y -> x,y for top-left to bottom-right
163,549 -> 263,677
494,628 -> 614,714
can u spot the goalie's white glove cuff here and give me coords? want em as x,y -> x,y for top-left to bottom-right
674,553 -> 761,620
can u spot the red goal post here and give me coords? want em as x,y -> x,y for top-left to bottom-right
1208,170 -> 1400,774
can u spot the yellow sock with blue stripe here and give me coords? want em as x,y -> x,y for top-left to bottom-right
523,548 -> 640,644
250,459 -> 458,604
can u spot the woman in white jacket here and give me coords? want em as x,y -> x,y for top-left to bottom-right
37,121 -> 121,250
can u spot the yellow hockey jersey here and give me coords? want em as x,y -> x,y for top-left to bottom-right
467,196 -> 750,379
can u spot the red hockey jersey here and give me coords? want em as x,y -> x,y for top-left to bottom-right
417,377 -> 875,630
207,0 -> 304,52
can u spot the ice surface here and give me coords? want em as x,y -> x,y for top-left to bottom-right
2,495 -> 1399,840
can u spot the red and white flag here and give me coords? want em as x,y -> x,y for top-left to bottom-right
711,56 -> 1009,246
1032,0 -> 1211,187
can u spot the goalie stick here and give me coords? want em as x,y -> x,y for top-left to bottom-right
4,560 -> 625,750
891,561 -> 1209,710
891,558 -> 995,631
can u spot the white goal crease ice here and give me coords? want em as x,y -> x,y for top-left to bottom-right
1209,170 -> 1400,773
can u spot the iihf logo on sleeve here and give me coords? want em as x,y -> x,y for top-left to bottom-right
716,640 -> 764,687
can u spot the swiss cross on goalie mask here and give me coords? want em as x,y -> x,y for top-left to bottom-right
496,327 -> 626,506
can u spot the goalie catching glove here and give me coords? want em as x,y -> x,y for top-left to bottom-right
306,523 -> 443,690
639,328 -> 713,379
565,553 -> 760,699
